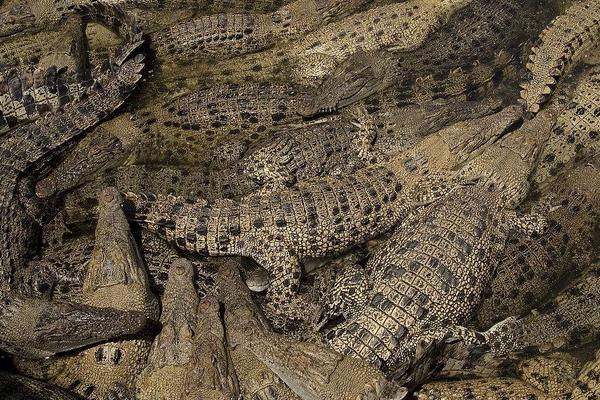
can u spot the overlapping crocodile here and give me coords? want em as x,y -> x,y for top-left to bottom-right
301,0 -> 557,116
37,95 -> 500,210
0,52 -> 144,289
15,188 -> 159,399
316,109 -> 553,383
520,0 -> 600,114
124,105 -> 522,319
217,260 -> 407,400
138,258 -> 239,400
152,0 -> 372,62
476,160 -> 600,329
193,0 -> 473,86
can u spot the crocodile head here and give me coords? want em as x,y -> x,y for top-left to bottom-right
298,49 -> 393,118
458,105 -> 556,207
0,292 -> 152,359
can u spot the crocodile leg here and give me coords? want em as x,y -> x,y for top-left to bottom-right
314,262 -> 371,331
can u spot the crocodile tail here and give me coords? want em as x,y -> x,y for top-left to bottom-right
3,54 -> 144,173
519,1 -> 600,114
75,2 -> 144,66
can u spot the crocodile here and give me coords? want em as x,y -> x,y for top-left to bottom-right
0,49 -> 144,290
317,108 -> 554,381
132,81 -> 310,166
189,0 -> 473,86
152,0 -> 372,62
519,0 -> 600,114
129,259 -> 241,400
218,261 -> 406,399
182,295 -> 240,400
476,160 -> 600,329
0,289 -> 150,359
15,187 -> 159,399
137,258 -> 215,400
532,65 -> 600,185
484,261 -> 600,358
417,348 -> 600,399
124,105 -> 523,319
300,0 -> 557,116
0,371 -> 84,400
217,259 -> 304,399
38,95 -> 501,210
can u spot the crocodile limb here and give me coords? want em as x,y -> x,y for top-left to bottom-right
0,52 -> 144,289
137,258 -> 199,400
15,187 -> 159,399
193,0 -> 472,86
125,106 -> 522,320
476,160 -> 600,329
219,262 -> 406,400
520,0 -> 600,115
301,0 -> 557,116
0,371 -> 84,400
152,0 -> 372,62
320,108 -> 555,383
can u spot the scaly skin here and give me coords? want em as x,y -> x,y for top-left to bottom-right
152,0 -> 372,62
133,81 -> 309,166
219,262 -> 406,400
485,261 -> 600,357
183,296 -> 240,400
46,96 -> 500,217
0,52 -> 144,290
0,16 -> 88,130
197,0 -> 472,86
17,188 -> 159,400
35,113 -> 144,199
125,106 -> 522,319
302,0 -> 556,116
417,351 -> 598,399
0,371 -> 83,400
520,0 -> 600,114
572,347 -> 600,399
476,161 -> 600,329
137,258 -> 199,400
533,65 -> 600,185
321,109 -> 553,382
0,290 -> 150,359
217,260 -> 303,400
